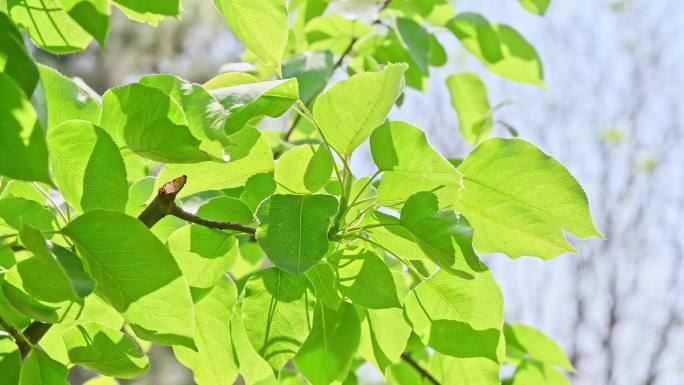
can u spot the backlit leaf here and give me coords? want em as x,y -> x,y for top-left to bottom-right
456,138 -> 602,259
446,72 -> 492,144
38,65 -> 101,130
19,349 -> 69,385
62,210 -> 196,348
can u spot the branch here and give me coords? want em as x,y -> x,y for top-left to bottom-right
137,175 -> 256,235
0,316 -> 31,357
401,353 -> 441,385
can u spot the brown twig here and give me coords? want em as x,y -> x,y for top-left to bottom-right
137,175 -> 256,235
0,316 -> 31,357
401,353 -> 441,385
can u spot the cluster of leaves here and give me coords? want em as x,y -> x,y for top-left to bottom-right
0,0 -> 598,384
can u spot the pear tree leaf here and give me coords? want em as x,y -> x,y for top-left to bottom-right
62,210 -> 196,349
305,15 -> 372,55
370,121 -> 461,208
100,82 -> 212,163
0,197 -> 55,232
405,270 -> 505,385
156,126 -> 275,198
511,360 -> 570,385
293,303 -> 361,385
19,349 -> 69,385
241,267 -> 313,373
357,307 -> 412,371
329,246 -> 400,309
19,223 -> 93,301
112,0 -> 179,18
0,13 -> 39,96
256,194 -> 338,275
0,336 -> 21,385
275,144 -> 333,194
47,120 -> 128,213
230,307 -> 277,385
138,74 -> 230,157
125,176 -> 155,216
174,278 -> 239,385
39,295 -> 124,365
168,225 -> 238,289
208,78 -> 299,135
304,262 -> 342,311
60,0 -> 110,46
0,73 -> 50,184
63,323 -> 150,379
447,13 -> 544,86
446,72 -> 493,144
504,323 -> 574,371
214,0 -> 288,73
397,191 -> 486,276
197,196 -> 254,225
519,0 -> 551,15
7,0 -> 93,54
38,65 -> 101,131
313,64 -> 407,158
456,138 -> 603,259
396,17 -> 430,72
282,51 -> 334,104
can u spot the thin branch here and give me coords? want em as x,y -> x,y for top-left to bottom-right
401,353 -> 441,385
0,316 -> 32,357
170,206 -> 256,234
138,175 -> 256,235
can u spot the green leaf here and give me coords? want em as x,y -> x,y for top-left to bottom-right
396,17 -> 430,72
357,307 -> 412,371
214,0 -> 288,73
63,323 -> 150,379
240,172 -> 276,213
60,0 -> 110,46
0,197 -> 55,232
19,349 -> 69,385
112,0 -> 178,18
241,267 -> 313,373
282,51 -> 334,104
100,83 -> 211,163
447,13 -> 544,86
230,307 -> 276,385
19,223 -> 93,300
370,121 -> 461,208
275,144 -> 333,194
446,72 -> 493,144
304,262 -> 342,311
47,120 -> 128,213
156,126 -> 275,198
397,192 -> 486,276
305,15 -> 372,55
504,323 -> 574,370
197,196 -> 254,225
0,73 -> 50,183
293,303 -> 361,385
313,64 -> 407,158
62,210 -> 196,349
456,138 -> 602,259
38,65 -> 101,131
138,74 -> 230,157
168,225 -> 238,289
7,0 -> 92,54
329,246 -> 400,309
125,176 -> 155,216
519,0 -> 551,15
0,336 -> 20,385
174,278 -> 239,385
40,295 -> 124,364
83,376 -> 120,385
209,78 -> 299,135
256,194 -> 338,275
511,360 -> 570,385
0,13 -> 39,96
405,270 -> 504,385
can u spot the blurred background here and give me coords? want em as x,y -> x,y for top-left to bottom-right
34,0 -> 684,384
